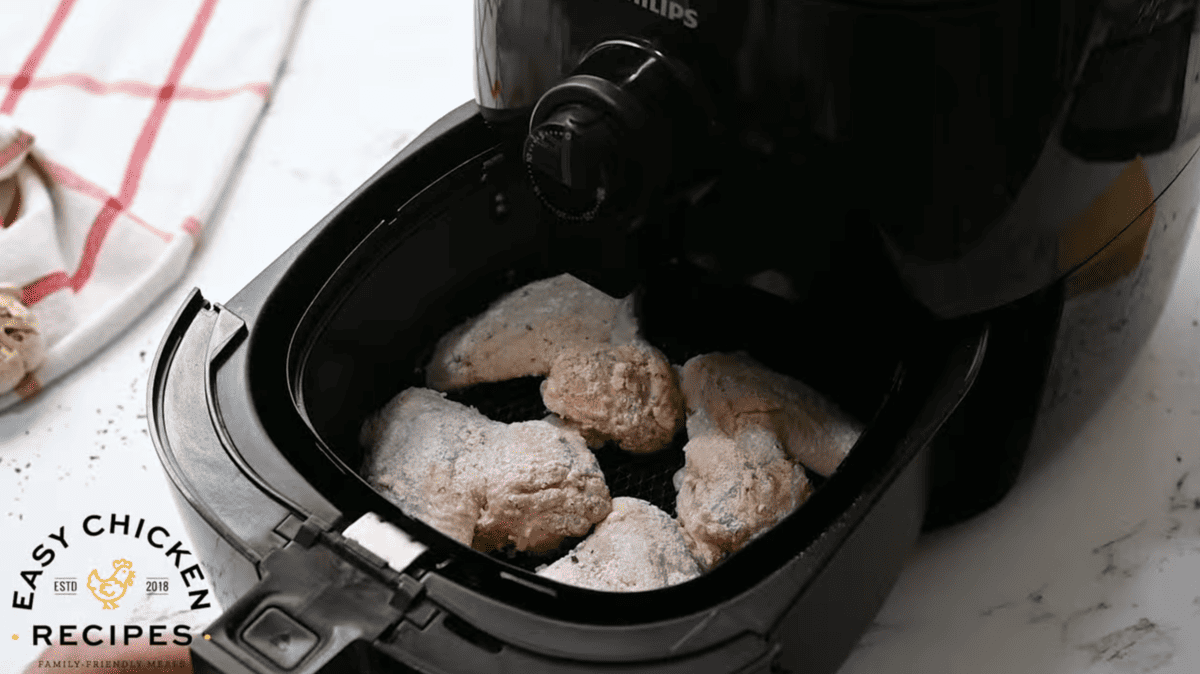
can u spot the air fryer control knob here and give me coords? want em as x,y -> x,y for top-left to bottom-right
524,40 -> 710,221
524,100 -> 622,221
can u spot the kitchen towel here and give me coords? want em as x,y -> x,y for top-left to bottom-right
0,0 -> 306,410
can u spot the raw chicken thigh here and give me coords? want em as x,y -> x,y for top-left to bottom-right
361,388 -> 612,553
680,352 -> 862,477
425,273 -> 639,390
541,341 -> 685,454
674,408 -> 812,570
427,273 -> 685,454
538,497 -> 701,592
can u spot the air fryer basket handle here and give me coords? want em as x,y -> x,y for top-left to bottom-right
189,532 -> 422,674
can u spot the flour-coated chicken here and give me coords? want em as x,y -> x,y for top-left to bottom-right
674,409 -> 812,570
537,497 -> 701,592
541,341 -> 685,454
680,352 -> 862,477
425,274 -> 639,390
426,274 -> 685,453
361,388 -> 611,553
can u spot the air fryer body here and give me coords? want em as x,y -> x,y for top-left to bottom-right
478,0 -> 1198,312
476,0 -> 1200,524
148,1 -> 1200,673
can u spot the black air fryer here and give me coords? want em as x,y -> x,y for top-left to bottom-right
148,1 -> 1200,672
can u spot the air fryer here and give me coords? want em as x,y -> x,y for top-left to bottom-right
148,1 -> 1200,672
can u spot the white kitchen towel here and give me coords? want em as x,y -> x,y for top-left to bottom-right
0,0 -> 306,410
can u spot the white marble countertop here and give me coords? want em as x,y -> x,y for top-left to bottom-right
2,2 -> 1198,672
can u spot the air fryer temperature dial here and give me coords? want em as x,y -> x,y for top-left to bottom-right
524,100 -> 621,221
523,39 -> 709,221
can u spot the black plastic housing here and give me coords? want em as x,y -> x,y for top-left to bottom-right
477,0 -> 1200,318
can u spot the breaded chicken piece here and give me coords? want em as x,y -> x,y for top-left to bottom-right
680,352 -> 862,477
426,274 -> 639,390
426,273 -> 685,453
540,342 -> 685,454
675,409 -> 812,570
537,497 -> 701,592
360,388 -> 612,553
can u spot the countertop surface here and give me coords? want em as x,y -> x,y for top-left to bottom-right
2,2 -> 1198,673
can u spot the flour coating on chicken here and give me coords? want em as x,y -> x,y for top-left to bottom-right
680,352 -> 862,477
425,273 -> 685,453
537,497 -> 701,592
360,388 -> 612,553
425,274 -> 639,390
541,342 -> 685,454
675,409 -> 811,570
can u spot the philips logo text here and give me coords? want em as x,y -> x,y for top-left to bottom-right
629,0 -> 698,28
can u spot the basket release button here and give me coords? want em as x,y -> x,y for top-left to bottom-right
241,607 -> 319,670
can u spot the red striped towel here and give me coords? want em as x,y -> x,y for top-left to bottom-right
0,0 -> 305,409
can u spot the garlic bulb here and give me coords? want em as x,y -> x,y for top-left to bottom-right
0,284 -> 45,393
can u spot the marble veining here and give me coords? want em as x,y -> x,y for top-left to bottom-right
1078,618 -> 1177,673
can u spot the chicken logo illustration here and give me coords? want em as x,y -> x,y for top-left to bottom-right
86,558 -> 136,609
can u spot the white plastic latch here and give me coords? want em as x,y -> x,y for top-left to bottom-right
342,512 -> 428,574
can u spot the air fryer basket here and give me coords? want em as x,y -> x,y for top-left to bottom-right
287,133 -> 904,576
304,272 -> 859,573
